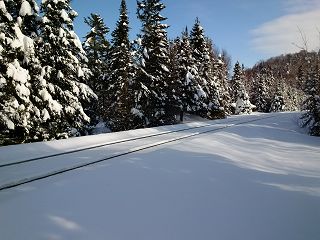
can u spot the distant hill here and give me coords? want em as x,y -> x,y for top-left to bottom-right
242,50 -> 320,112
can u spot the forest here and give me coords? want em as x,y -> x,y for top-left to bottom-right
1,0 -> 320,145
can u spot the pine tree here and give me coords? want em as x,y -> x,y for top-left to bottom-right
0,0 -> 37,144
171,28 -> 199,121
206,38 -> 226,119
107,0 -> 137,131
251,67 -> 271,112
301,64 -> 320,136
189,18 -> 209,117
37,0 -> 96,139
269,79 -> 286,112
190,18 -> 223,119
135,0 -> 175,126
231,62 -> 254,114
168,37 -> 183,121
215,54 -> 232,115
83,13 -> 109,124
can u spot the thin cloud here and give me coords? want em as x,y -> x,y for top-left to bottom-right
251,3 -> 320,56
283,0 -> 320,13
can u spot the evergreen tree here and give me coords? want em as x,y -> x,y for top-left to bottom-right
107,0 -> 137,131
215,54 -> 232,114
251,67 -> 271,112
206,39 -> 226,119
11,0 -> 39,37
190,18 -> 224,119
135,0 -> 175,126
37,0 -> 96,139
172,28 -> 199,120
168,37 -> 183,121
231,61 -> 254,114
189,18 -> 210,117
83,13 -> 109,124
0,0 -> 37,144
269,79 -> 286,112
301,64 -> 320,136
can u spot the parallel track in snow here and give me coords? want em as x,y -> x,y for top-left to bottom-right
0,115 -> 275,191
0,117 -> 241,168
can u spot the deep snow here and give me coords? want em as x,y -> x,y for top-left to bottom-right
0,112 -> 319,240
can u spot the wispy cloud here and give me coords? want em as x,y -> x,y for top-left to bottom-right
251,1 -> 320,56
283,0 -> 320,13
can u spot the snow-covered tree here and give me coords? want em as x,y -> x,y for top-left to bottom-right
106,0 -> 138,131
189,18 -> 210,116
135,0 -> 175,126
301,65 -> 320,136
83,13 -> 110,123
251,67 -> 271,112
170,28 -> 199,121
37,0 -> 96,139
11,0 -> 39,36
231,62 -> 254,114
0,0 -> 39,144
269,79 -> 286,112
190,18 -> 224,119
215,54 -> 232,114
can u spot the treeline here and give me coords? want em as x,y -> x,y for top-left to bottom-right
1,0 -> 318,146
244,50 -> 320,135
0,0 -> 251,145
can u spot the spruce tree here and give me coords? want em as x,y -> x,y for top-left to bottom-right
135,0 -> 175,126
215,54 -> 232,115
190,18 -> 223,119
189,18 -> 209,117
231,62 -> 253,114
0,0 -> 37,144
107,0 -> 137,131
168,37 -> 183,121
170,28 -> 200,121
37,0 -> 96,139
251,67 -> 271,112
83,13 -> 109,124
301,64 -> 320,136
269,79 -> 286,112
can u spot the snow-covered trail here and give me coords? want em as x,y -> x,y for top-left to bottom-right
0,112 -> 320,240
0,114 -> 271,191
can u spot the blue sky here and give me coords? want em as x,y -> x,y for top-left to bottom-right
71,0 -> 320,67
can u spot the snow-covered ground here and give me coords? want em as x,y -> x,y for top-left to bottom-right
0,112 -> 319,240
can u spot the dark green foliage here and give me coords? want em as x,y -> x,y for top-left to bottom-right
251,67 -> 271,112
301,64 -> 320,136
106,0 -> 137,131
0,0 -> 39,144
83,13 -> 110,124
135,0 -> 177,126
37,0 -> 96,139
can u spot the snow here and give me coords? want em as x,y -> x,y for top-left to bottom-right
0,1 -> 5,12
70,31 -> 83,50
19,0 -> 33,17
197,84 -> 207,98
185,71 -> 193,85
11,25 -> 35,58
0,112 -> 320,240
2,116 -> 15,130
77,67 -> 84,78
57,70 -> 64,79
6,60 -> 31,100
161,64 -> 169,72
0,0 -> 13,21
136,37 -> 142,46
143,47 -> 149,59
60,9 -> 70,22
131,107 -> 144,118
